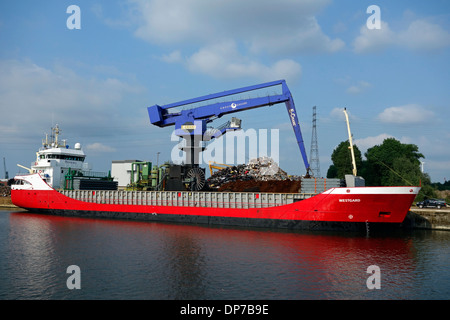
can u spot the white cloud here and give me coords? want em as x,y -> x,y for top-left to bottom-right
130,0 -> 340,81
132,0 -> 205,44
160,50 -> 182,63
377,104 -> 435,124
0,59 -> 142,144
353,18 -> 450,53
248,16 -> 345,55
353,21 -> 396,54
186,40 -> 302,81
398,19 -> 450,52
85,142 -> 117,153
131,0 -> 340,54
328,107 -> 358,122
91,3 -> 135,28
354,133 -> 394,151
354,134 -> 448,166
346,81 -> 372,95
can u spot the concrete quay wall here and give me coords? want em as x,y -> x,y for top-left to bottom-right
405,208 -> 450,231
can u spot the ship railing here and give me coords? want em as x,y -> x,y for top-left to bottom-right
69,170 -> 109,178
61,190 -> 316,209
14,173 -> 33,176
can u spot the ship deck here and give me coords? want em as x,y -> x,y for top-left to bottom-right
61,189 -> 317,209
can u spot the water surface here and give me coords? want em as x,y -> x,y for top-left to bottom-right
0,210 -> 449,300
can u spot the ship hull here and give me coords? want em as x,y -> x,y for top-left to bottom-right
11,174 -> 420,231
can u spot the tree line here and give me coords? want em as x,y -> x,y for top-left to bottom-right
326,137 -> 437,201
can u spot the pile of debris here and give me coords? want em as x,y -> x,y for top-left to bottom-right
218,180 -> 302,193
0,184 -> 11,197
206,157 -> 301,192
246,157 -> 291,181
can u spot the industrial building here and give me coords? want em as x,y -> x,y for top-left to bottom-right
111,160 -> 143,189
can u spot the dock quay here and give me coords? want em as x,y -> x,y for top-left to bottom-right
404,208 -> 450,231
0,196 -> 16,209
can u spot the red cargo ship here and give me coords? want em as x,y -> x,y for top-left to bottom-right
10,81 -> 421,231
11,171 -> 419,230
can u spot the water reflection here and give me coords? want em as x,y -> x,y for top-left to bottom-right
5,213 -> 61,299
1,211 -> 449,299
162,231 -> 207,299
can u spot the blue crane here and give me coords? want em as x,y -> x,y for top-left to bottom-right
148,80 -> 311,180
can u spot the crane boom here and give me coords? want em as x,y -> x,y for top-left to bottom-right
148,80 -> 311,175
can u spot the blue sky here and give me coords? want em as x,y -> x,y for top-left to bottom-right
1,0 -> 449,183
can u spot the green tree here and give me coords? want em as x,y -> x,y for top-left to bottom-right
327,141 -> 363,179
363,138 -> 424,186
415,172 -> 437,202
326,164 -> 338,179
328,137 -> 436,201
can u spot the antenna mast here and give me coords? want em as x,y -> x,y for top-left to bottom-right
309,106 -> 321,177
3,157 -> 8,180
343,108 -> 357,176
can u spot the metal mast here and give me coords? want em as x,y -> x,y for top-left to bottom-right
3,157 -> 8,179
343,108 -> 357,176
309,106 -> 321,177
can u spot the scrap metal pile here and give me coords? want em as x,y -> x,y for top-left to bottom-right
0,184 -> 11,197
206,157 -> 302,193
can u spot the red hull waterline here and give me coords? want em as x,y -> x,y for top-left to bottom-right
11,174 -> 420,231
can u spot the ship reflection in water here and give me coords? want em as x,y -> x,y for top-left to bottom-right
1,210 -> 449,300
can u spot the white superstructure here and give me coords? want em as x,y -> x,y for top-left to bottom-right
111,160 -> 143,189
19,125 -> 91,189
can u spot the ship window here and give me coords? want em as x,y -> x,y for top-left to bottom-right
44,154 -> 85,161
13,179 -> 31,185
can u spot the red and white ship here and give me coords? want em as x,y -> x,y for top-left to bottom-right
11,171 -> 419,230
10,81 -> 420,231
10,124 -> 419,231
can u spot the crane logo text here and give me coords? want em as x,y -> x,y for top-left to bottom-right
170,128 -> 279,167
289,109 -> 297,127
